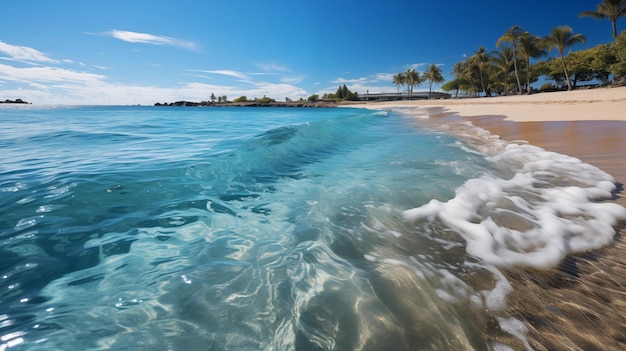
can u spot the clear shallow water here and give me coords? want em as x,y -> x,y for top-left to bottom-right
1,106 -> 624,350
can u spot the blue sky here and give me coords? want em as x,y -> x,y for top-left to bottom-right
0,0 -> 621,105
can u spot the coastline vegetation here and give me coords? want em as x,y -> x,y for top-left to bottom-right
436,0 -> 626,97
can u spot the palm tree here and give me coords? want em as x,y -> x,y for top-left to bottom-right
491,47 -> 514,95
405,68 -> 421,100
496,25 -> 525,94
472,46 -> 490,96
461,59 -> 481,96
545,26 -> 587,90
392,72 -> 406,95
580,0 -> 626,40
423,64 -> 445,99
450,62 -> 464,98
518,32 -> 547,93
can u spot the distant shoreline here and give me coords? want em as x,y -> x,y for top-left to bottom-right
354,85 -> 626,122
153,100 -> 351,108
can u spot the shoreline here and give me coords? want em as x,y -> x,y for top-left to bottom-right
358,87 -> 626,350
355,86 -> 626,122
355,86 -> 626,197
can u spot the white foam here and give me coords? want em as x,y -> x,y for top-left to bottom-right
404,142 -> 626,269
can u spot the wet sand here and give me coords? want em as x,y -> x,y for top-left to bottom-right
463,116 -> 626,351
356,87 -> 626,350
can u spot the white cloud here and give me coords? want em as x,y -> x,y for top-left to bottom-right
331,77 -> 368,84
409,63 -> 429,70
103,29 -> 197,50
374,73 -> 394,81
0,41 -> 59,64
281,75 -> 304,84
0,64 -> 309,105
200,70 -> 250,81
255,62 -> 290,73
0,63 -> 106,85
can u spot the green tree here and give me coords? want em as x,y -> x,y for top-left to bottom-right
497,25 -> 525,94
210,93 -> 216,103
580,0 -> 626,40
518,32 -> 547,93
423,64 -> 445,99
392,72 -> 406,94
335,85 -> 345,99
545,25 -> 587,90
491,47 -> 514,95
589,43 -> 618,81
344,85 -> 357,100
472,46 -> 490,95
462,59 -> 482,96
307,94 -> 319,102
566,50 -> 598,86
610,30 -> 626,77
233,96 -> 248,103
534,59 -> 566,88
404,68 -> 422,99
450,62 -> 465,97
333,85 -> 357,100
254,96 -> 275,103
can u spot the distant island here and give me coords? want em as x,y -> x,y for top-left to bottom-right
155,85 -> 368,107
1,99 -> 29,104
154,100 -> 346,108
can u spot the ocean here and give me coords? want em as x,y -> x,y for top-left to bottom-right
1,105 -> 624,350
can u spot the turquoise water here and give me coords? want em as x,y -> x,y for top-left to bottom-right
1,106 -> 624,350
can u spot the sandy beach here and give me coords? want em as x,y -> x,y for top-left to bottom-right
357,86 -> 626,202
357,86 -> 626,350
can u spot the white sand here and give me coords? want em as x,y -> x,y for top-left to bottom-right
355,86 -> 626,122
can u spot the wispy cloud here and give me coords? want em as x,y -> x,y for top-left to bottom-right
0,63 -> 106,84
0,41 -> 59,64
331,77 -> 368,84
255,62 -> 290,73
374,73 -> 394,81
281,75 -> 304,84
201,70 -> 250,81
409,63 -> 429,70
102,29 -> 197,50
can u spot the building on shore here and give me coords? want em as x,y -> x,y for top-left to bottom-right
355,91 -> 450,101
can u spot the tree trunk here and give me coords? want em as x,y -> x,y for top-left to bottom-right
479,68 -> 486,96
512,51 -> 523,94
560,53 -> 572,90
525,58 -> 532,94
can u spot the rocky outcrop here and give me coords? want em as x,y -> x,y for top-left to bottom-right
1,99 -> 29,104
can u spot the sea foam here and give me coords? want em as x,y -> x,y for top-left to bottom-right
404,132 -> 626,269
